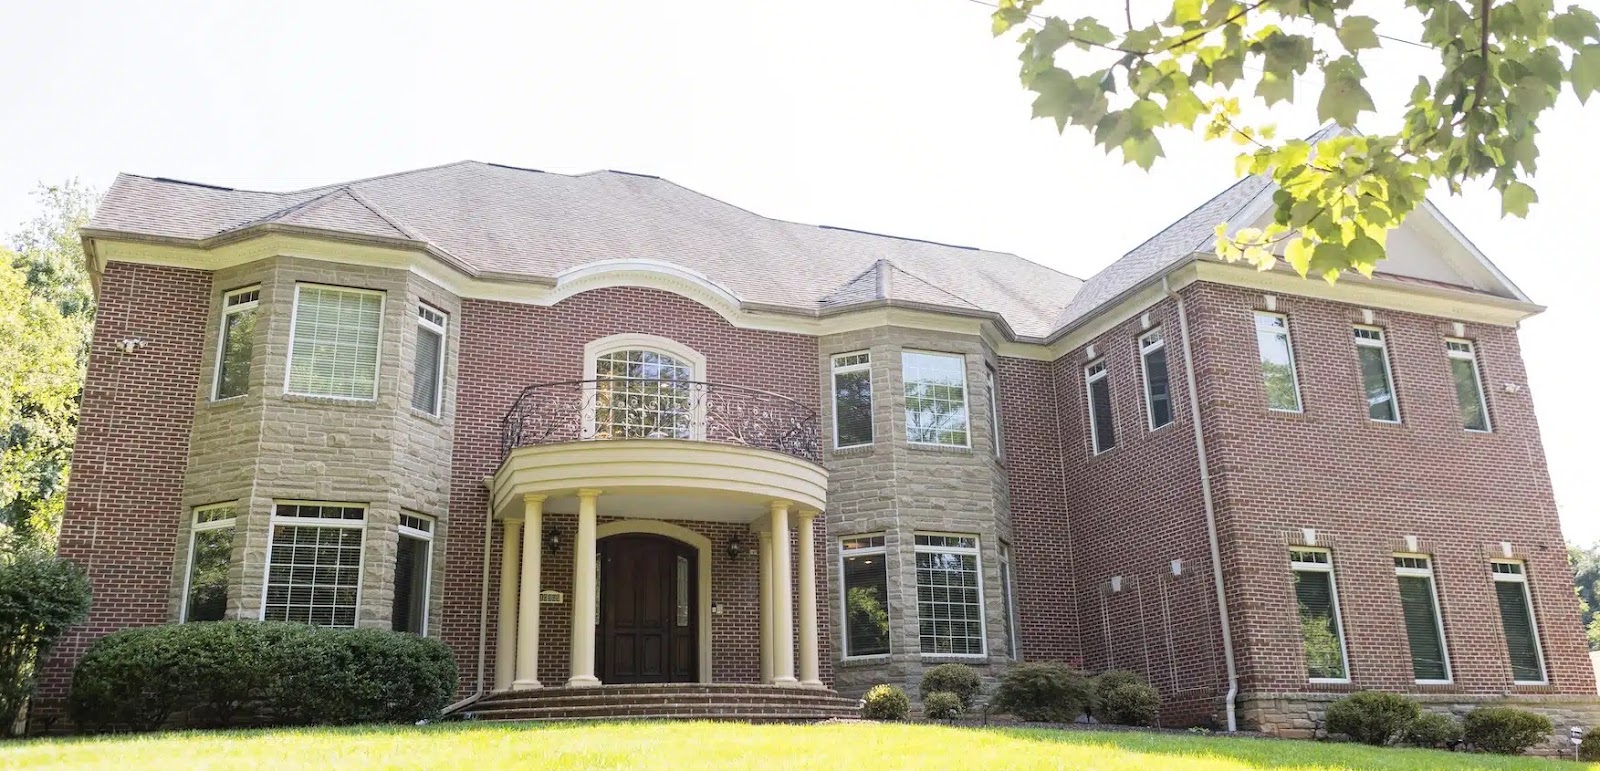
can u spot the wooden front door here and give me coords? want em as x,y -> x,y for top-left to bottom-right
597,535 -> 697,683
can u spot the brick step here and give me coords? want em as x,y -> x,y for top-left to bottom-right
473,692 -> 858,712
465,704 -> 860,722
469,712 -> 859,724
479,683 -> 844,699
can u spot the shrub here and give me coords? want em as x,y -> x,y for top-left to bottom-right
1323,691 -> 1420,746
1403,711 -> 1462,750
920,663 -> 981,710
990,663 -> 1093,723
923,691 -> 964,720
0,537 -> 91,736
70,622 -> 457,731
861,684 -> 910,720
1089,671 -> 1146,722
1098,683 -> 1161,727
1463,706 -> 1553,755
1579,729 -> 1600,762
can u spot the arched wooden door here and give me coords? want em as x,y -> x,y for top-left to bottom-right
597,534 -> 698,683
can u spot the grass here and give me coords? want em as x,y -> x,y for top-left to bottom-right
1,720 -> 1592,770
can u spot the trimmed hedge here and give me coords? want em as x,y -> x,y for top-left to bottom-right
991,663 -> 1093,724
920,663 -> 981,710
923,691 -> 964,720
1579,729 -> 1600,762
69,622 -> 456,731
1324,691 -> 1420,746
1090,671 -> 1160,726
1403,711 -> 1462,750
1463,706 -> 1552,755
862,684 -> 910,720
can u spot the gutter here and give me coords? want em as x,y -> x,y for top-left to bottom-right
1164,275 -> 1239,733
444,481 -> 497,715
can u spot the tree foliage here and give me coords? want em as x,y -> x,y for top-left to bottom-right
0,534 -> 92,735
989,0 -> 1598,281
1570,541 -> 1600,650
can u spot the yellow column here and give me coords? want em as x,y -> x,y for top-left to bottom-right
567,489 -> 603,687
494,518 -> 522,692
796,509 -> 823,689
513,495 -> 546,690
757,529 -> 773,683
770,501 -> 797,687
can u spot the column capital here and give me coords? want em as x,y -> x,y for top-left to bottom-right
757,529 -> 773,543
577,488 -> 604,499
796,508 -> 818,523
769,499 -> 792,515
522,493 -> 548,505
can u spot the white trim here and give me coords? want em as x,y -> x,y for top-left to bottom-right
1084,358 -> 1115,454
1490,559 -> 1548,685
984,363 -> 1003,458
912,532 -> 987,658
1393,554 -> 1453,685
594,519 -> 714,684
1289,546 -> 1351,684
259,501 -> 368,628
900,350 -> 971,449
1353,325 -> 1401,424
830,351 -> 873,450
397,511 -> 435,636
1254,311 -> 1304,413
412,303 -> 447,417
1446,338 -> 1493,433
179,502 -> 238,623
283,283 -> 386,401
1138,327 -> 1172,430
838,533 -> 891,660
212,285 -> 259,401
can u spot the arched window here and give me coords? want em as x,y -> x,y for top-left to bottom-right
583,335 -> 707,441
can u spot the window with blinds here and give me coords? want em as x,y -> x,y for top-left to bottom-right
1491,560 -> 1546,683
831,352 -> 873,448
214,286 -> 259,400
841,534 -> 890,657
392,513 -> 433,635
1291,548 -> 1348,681
1085,359 -> 1116,454
1140,328 -> 1173,430
287,285 -> 385,400
1393,555 -> 1451,682
264,503 -> 366,627
412,305 -> 447,415
914,533 -> 985,656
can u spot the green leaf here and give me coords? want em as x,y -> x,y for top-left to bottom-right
1122,134 -> 1164,170
1171,0 -> 1203,25
1308,241 -> 1348,283
1552,8 -> 1600,48
1255,72 -> 1295,105
1501,181 -> 1538,217
1346,234 -> 1384,273
1336,16 -> 1381,51
1316,57 -> 1375,126
1573,45 -> 1600,104
1284,238 -> 1314,276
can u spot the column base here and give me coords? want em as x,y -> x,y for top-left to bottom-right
770,676 -> 799,688
511,679 -> 544,691
800,679 -> 825,689
566,675 -> 602,688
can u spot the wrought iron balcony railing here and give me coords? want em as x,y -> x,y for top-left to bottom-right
499,379 -> 821,464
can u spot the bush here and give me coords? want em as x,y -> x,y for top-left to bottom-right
920,663 -> 981,710
0,538 -> 91,736
1463,706 -> 1552,756
923,691 -> 964,720
1579,729 -> 1600,762
70,622 -> 457,731
1403,711 -> 1463,750
1323,691 -> 1420,746
990,663 -> 1093,723
1098,682 -> 1161,726
861,684 -> 910,720
1089,671 -> 1147,722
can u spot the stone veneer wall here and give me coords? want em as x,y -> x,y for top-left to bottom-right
1241,692 -> 1600,756
818,325 -> 1016,701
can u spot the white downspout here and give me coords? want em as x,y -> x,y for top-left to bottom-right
1165,276 -> 1239,733
445,479 -> 496,714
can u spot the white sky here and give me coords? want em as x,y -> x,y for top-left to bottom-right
1,0 -> 1595,542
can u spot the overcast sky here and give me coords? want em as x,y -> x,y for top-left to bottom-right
1,0 -> 1594,542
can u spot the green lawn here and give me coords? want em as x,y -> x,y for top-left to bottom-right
0,721 -> 1591,770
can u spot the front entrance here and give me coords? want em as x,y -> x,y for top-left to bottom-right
597,534 -> 698,683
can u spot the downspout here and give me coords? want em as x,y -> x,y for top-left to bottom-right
1165,276 -> 1239,733
445,480 -> 496,714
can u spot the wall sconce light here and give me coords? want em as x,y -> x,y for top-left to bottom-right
726,536 -> 744,560
543,526 -> 562,554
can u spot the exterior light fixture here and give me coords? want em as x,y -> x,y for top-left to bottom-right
543,526 -> 562,553
726,536 -> 744,560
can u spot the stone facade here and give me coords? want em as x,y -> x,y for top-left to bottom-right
1240,692 -> 1600,756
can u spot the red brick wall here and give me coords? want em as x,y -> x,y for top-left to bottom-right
37,262 -> 211,706
1182,282 -> 1594,697
446,286 -> 829,693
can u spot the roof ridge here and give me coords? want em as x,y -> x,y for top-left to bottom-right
882,260 -> 983,309
214,186 -> 351,235
342,186 -> 428,242
290,160 -> 480,195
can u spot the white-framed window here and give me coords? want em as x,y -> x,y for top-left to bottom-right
999,542 -> 1021,660
584,334 -> 705,441
902,351 -> 969,447
1139,327 -> 1173,430
1490,560 -> 1546,684
262,502 -> 366,627
411,304 -> 447,416
181,503 -> 237,622
285,284 -> 385,400
839,534 -> 890,658
831,352 -> 873,449
985,364 -> 1004,458
213,286 -> 259,400
393,512 -> 434,635
914,533 -> 986,656
1290,547 -> 1349,682
1446,339 -> 1492,432
1084,359 -> 1116,454
1394,555 -> 1451,683
1255,312 -> 1303,412
1354,326 -> 1400,423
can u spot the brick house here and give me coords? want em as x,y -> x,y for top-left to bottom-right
41,149 -> 1597,738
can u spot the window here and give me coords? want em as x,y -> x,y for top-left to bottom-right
1447,339 -> 1492,432
1394,555 -> 1451,683
412,305 -> 447,415
263,503 -> 365,627
213,286 -> 259,400
1290,548 -> 1348,681
392,513 -> 433,635
286,285 -> 384,400
1139,328 -> 1173,429
840,535 -> 890,657
985,364 -> 1004,457
999,543 -> 1021,660
1084,359 -> 1116,454
1255,312 -> 1303,412
182,504 -> 237,622
1491,560 -> 1546,683
1353,327 -> 1399,422
914,534 -> 985,656
902,351 -> 969,447
593,348 -> 695,439
831,352 -> 873,448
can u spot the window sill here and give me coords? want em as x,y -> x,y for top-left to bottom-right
408,407 -> 449,426
920,653 -> 989,662
281,392 -> 381,408
829,444 -> 876,458
838,654 -> 892,667
905,443 -> 972,456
